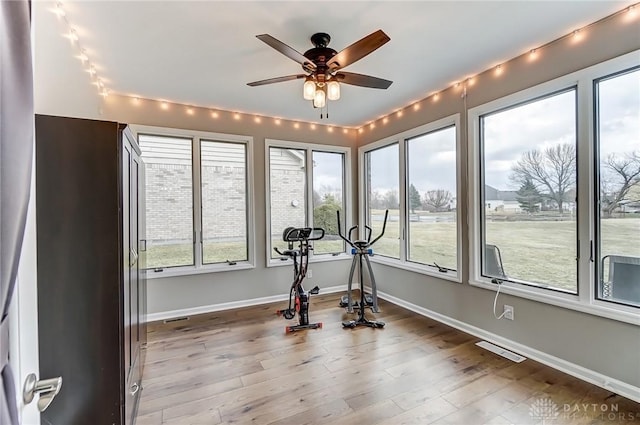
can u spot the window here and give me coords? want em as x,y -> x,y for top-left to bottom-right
201,140 -> 249,265
312,151 -> 346,255
361,116 -> 461,279
595,67 -> 640,308
364,143 -> 400,259
139,134 -> 194,269
479,89 -> 578,294
469,50 -> 639,322
266,140 -> 349,263
407,126 -> 458,270
137,126 -> 253,275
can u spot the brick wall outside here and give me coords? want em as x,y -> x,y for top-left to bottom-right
145,163 -> 306,244
270,169 -> 306,238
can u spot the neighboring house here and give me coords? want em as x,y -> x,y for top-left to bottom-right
143,139 -> 306,245
484,185 -> 522,213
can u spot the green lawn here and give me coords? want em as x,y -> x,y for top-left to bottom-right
145,217 -> 639,294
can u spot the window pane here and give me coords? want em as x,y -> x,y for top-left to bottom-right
312,151 -> 345,254
481,89 -> 577,293
596,68 -> 640,307
365,143 -> 400,258
270,147 -> 306,258
407,126 -> 457,270
139,134 -> 194,268
201,140 -> 247,264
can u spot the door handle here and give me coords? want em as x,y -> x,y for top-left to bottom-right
130,382 -> 141,396
130,249 -> 139,267
23,373 -> 62,412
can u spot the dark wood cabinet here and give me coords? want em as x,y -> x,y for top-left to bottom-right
35,114 -> 146,425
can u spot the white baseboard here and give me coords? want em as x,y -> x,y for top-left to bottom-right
377,289 -> 640,404
147,284 -> 347,323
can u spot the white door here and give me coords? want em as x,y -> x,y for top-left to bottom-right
8,157 -> 40,425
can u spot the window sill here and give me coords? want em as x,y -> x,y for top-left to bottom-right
369,255 -> 462,283
469,279 -> 640,326
266,253 -> 353,268
145,261 -> 255,279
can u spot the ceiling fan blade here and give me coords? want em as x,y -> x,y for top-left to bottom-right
335,72 -> 392,89
326,30 -> 390,71
256,34 -> 317,70
247,74 -> 306,87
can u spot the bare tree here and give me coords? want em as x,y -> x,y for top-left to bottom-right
384,189 -> 399,209
424,189 -> 452,212
600,151 -> 640,216
510,143 -> 576,214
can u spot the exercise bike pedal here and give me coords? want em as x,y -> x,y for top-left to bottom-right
277,309 -> 295,320
309,286 -> 320,295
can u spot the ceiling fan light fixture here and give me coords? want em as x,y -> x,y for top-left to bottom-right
313,88 -> 326,108
303,77 -> 316,100
327,80 -> 340,100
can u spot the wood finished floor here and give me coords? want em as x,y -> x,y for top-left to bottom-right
136,293 -> 640,425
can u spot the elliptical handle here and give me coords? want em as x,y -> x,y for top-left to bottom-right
336,210 -> 356,248
369,209 -> 389,246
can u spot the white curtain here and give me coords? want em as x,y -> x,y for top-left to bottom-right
0,1 -> 34,424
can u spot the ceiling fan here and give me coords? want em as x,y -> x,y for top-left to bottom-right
247,30 -> 392,117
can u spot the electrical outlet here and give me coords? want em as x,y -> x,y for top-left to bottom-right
503,305 -> 514,320
307,269 -> 312,278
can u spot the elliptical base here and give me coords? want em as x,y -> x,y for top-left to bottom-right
341,318 -> 385,329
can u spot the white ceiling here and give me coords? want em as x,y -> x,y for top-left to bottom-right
34,1 -> 634,127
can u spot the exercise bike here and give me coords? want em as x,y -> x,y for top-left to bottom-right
275,226 -> 324,333
336,210 -> 388,329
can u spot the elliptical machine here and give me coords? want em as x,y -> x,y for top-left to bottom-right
336,210 -> 388,329
275,226 -> 324,333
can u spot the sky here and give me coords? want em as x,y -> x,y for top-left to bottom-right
360,67 -> 639,194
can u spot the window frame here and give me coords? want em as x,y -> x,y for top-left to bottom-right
593,65 -> 640,308
132,124 -> 255,279
467,50 -> 640,325
478,86 -> 580,295
265,138 -> 352,267
358,114 -> 462,283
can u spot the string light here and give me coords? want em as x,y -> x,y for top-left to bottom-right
54,1 -> 635,130
53,2 -> 65,17
67,28 -> 78,43
50,2 -> 110,98
77,49 -> 88,63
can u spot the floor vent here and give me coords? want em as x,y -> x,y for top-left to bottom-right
163,316 -> 189,324
476,341 -> 527,363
